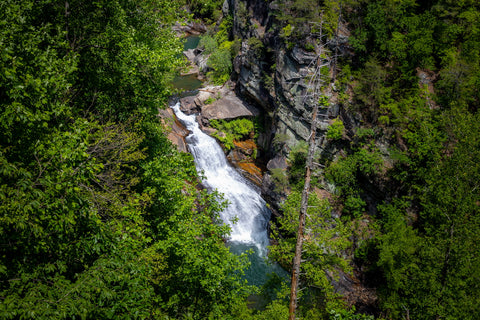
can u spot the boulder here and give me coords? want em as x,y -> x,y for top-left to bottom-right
266,155 -> 288,170
202,91 -> 260,120
179,95 -> 199,114
194,53 -> 209,72
183,48 -> 196,62
158,108 -> 189,153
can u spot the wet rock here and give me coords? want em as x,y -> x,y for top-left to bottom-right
179,95 -> 199,114
183,48 -> 196,62
158,108 -> 189,153
261,173 -> 286,211
236,162 -> 263,186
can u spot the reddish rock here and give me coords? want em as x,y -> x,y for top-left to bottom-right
158,108 -> 189,153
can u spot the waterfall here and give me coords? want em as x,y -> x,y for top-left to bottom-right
171,102 -> 271,255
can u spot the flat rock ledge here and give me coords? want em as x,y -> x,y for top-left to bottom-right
179,83 -> 260,122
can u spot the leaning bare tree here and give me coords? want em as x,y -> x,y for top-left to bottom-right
288,14 -> 332,320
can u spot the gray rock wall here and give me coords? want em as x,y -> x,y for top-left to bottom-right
226,0 -> 343,154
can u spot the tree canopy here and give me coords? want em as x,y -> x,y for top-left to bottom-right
0,1 -> 252,318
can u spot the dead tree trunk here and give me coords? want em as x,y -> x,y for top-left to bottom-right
288,103 -> 319,320
288,15 -> 327,320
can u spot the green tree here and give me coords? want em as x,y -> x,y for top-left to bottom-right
0,0 -> 253,318
270,192 -> 352,318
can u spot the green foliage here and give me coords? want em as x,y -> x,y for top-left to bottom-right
326,117 -> 345,140
326,142 -> 383,195
273,0 -> 339,39
343,1 -> 480,316
0,1 -> 253,318
326,155 -> 358,197
375,108 -> 480,319
207,49 -> 232,84
199,34 -> 218,55
329,307 -> 375,320
199,17 -> 235,85
318,95 -> 330,106
215,15 -> 233,45
343,196 -> 366,218
210,118 -> 255,150
211,118 -> 255,140
287,141 -> 308,188
248,37 -> 265,58
354,127 -> 375,142
270,168 -> 289,192
270,192 -> 352,317
281,24 -> 293,38
204,96 -> 216,105
186,0 -> 223,23
255,300 -> 290,320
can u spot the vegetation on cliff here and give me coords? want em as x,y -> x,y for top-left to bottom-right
263,0 -> 480,319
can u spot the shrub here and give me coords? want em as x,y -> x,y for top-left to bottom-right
270,168 -> 289,192
199,34 -> 218,54
343,196 -> 366,218
204,97 -> 216,105
247,37 -> 264,58
209,118 -> 255,150
207,49 -> 232,84
281,24 -> 293,38
326,117 -> 345,140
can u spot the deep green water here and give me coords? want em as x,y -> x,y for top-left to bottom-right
183,35 -> 200,50
172,73 -> 202,92
172,35 -> 202,92
229,242 -> 289,286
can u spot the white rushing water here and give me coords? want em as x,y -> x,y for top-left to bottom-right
171,102 -> 271,254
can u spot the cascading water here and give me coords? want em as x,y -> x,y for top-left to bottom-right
171,102 -> 284,284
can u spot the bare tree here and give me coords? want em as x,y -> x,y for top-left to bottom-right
288,14 -> 331,320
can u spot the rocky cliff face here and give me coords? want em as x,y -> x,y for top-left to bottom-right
220,0 -> 356,210
224,0 -> 350,157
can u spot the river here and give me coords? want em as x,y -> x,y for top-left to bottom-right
171,102 -> 286,285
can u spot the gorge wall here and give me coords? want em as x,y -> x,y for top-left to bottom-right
228,0 -> 352,144
221,0 -> 355,203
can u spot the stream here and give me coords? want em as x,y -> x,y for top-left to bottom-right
170,36 -> 286,286
171,102 -> 286,285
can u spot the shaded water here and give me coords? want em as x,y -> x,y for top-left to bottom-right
172,35 -> 202,92
172,73 -> 202,92
183,36 -> 200,50
171,102 -> 286,285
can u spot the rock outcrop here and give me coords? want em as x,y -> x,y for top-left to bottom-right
158,108 -> 189,153
173,21 -> 207,36
179,83 -> 260,122
202,90 -> 260,120
226,0 -> 350,154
